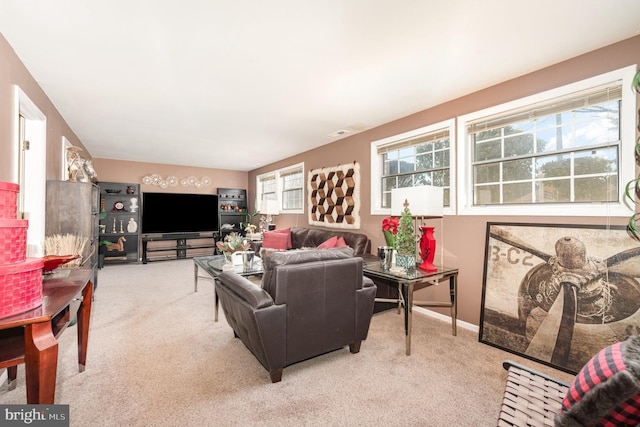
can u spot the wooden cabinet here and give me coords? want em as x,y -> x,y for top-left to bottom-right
45,180 -> 99,283
98,182 -> 140,264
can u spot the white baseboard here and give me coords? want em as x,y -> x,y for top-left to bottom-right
413,306 -> 479,334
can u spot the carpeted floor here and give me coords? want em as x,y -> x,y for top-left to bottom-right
0,259 -> 574,426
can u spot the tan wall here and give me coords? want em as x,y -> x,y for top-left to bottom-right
249,35 -> 640,327
92,158 -> 248,195
0,34 -> 88,183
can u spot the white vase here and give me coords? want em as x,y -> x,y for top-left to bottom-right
127,218 -> 138,233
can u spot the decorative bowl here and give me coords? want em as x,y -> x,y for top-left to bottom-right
42,255 -> 80,272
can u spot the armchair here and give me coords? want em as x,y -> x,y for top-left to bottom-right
214,247 -> 377,383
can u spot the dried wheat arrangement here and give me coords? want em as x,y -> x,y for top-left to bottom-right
44,233 -> 87,267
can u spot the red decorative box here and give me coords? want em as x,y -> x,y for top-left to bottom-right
0,182 -> 19,219
0,219 -> 28,265
0,258 -> 44,319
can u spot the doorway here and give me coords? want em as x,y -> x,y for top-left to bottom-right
14,86 -> 46,257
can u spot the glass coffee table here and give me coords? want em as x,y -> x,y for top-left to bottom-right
363,262 -> 459,355
193,255 -> 263,291
193,255 -> 264,321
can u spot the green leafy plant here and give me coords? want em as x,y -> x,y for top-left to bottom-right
216,232 -> 250,253
394,200 -> 415,256
626,68 -> 640,238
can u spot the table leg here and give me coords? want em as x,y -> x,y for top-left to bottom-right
402,282 -> 414,356
77,280 -> 93,372
214,285 -> 219,322
24,322 -> 58,404
194,263 -> 199,292
450,275 -> 457,336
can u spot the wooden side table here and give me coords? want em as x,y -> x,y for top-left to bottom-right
0,268 -> 93,403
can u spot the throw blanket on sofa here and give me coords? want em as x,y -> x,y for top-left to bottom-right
308,161 -> 360,229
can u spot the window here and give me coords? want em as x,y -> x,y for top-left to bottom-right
458,65 -> 637,216
370,120 -> 455,215
256,163 -> 304,214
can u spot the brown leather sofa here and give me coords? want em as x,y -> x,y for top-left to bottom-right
289,227 -> 371,255
250,227 -> 372,257
214,246 -> 377,383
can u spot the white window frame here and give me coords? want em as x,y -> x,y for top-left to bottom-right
370,119 -> 456,216
457,65 -> 637,217
256,162 -> 304,214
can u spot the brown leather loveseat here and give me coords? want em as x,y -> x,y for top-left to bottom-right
288,227 -> 371,255
214,246 -> 377,383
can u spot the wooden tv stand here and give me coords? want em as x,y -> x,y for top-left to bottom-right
142,233 -> 218,264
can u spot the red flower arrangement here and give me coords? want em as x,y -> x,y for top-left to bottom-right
382,216 -> 399,247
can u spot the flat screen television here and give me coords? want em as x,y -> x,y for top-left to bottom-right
141,192 -> 219,235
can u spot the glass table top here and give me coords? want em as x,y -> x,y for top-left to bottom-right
363,261 -> 458,282
194,255 -> 263,277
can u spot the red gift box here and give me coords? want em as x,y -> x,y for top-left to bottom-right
0,182 -> 19,219
0,258 -> 44,319
0,219 -> 28,265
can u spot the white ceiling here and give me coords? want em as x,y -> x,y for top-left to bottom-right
1,1 -> 639,171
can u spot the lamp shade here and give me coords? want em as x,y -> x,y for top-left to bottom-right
390,185 -> 443,217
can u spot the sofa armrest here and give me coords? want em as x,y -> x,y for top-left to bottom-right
216,271 -> 273,309
363,276 -> 375,289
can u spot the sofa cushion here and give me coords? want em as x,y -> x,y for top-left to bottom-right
317,236 -> 339,249
335,236 -> 348,247
261,247 -> 354,297
290,227 -> 370,255
262,228 -> 292,250
555,334 -> 640,426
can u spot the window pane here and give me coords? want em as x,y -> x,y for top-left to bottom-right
384,159 -> 398,175
399,157 -> 414,173
475,139 -> 501,162
503,158 -> 532,181
503,182 -> 532,203
474,184 -> 500,204
474,163 -> 499,184
504,133 -> 534,157
574,147 -> 617,175
575,176 -> 618,202
535,153 -> 570,179
415,152 -> 432,172
536,179 -> 570,202
413,172 -> 430,186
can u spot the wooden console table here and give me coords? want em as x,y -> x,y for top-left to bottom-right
0,268 -> 93,404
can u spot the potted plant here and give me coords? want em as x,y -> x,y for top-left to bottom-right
394,199 -> 415,270
625,68 -> 640,239
216,232 -> 251,264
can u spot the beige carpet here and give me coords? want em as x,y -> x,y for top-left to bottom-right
0,259 -> 574,426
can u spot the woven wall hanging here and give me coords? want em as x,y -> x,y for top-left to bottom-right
307,161 -> 360,229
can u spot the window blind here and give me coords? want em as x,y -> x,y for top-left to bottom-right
377,128 -> 450,155
467,81 -> 622,134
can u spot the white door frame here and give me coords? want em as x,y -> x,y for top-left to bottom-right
13,86 -> 47,257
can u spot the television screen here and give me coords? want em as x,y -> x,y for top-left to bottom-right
141,192 -> 219,235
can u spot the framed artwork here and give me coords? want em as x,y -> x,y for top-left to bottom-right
307,162 -> 361,229
480,222 -> 640,373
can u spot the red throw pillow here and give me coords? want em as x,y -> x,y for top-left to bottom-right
318,236 -> 338,249
262,228 -> 292,250
335,236 -> 348,247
